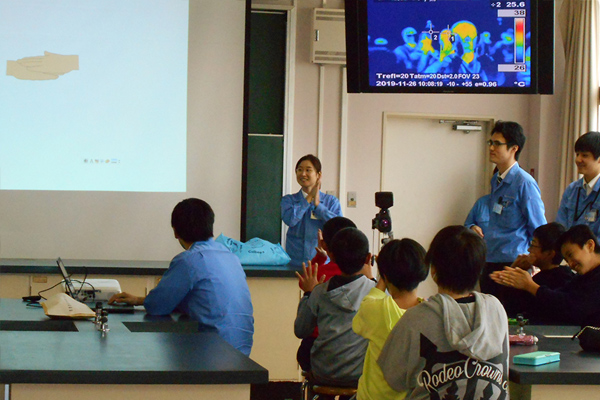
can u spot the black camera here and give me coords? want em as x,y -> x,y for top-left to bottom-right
372,192 -> 393,233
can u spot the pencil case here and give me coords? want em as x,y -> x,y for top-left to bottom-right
513,351 -> 560,366
509,334 -> 538,346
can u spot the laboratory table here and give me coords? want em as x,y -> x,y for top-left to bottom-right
0,298 -> 268,400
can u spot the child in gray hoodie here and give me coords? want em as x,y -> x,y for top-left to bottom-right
378,225 -> 509,400
294,227 -> 376,387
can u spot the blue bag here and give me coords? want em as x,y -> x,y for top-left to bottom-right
215,234 -> 291,266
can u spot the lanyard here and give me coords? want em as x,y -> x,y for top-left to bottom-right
574,185 -> 600,221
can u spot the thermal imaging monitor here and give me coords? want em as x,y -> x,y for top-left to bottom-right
345,0 -> 554,94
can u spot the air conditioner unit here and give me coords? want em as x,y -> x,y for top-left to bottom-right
311,8 -> 346,65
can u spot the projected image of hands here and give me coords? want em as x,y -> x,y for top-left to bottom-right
7,51 -> 79,80
0,0 -> 188,192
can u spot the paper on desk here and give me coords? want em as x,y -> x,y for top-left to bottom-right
41,293 -> 95,319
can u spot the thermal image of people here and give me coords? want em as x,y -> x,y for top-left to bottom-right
393,27 -> 420,69
366,1 -> 531,90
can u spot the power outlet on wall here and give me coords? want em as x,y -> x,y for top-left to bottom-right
347,191 -> 357,208
32,276 -> 47,283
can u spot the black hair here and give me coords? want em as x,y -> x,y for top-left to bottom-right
425,225 -> 486,293
533,222 -> 566,265
171,198 -> 215,243
491,120 -> 526,161
322,217 -> 357,247
330,227 -> 369,275
377,239 -> 428,291
295,154 -> 322,174
558,224 -> 600,255
574,131 -> 600,160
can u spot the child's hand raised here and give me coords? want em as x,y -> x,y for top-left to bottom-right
296,260 -> 325,293
314,229 -> 327,258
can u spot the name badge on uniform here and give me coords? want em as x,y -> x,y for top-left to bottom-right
493,203 -> 503,215
586,209 -> 598,222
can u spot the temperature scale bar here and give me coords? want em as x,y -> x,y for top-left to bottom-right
514,18 -> 525,63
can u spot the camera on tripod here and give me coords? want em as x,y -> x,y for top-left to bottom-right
372,192 -> 393,234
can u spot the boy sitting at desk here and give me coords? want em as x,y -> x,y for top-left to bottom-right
492,222 -> 575,321
352,238 -> 428,400
109,198 -> 254,356
491,224 -> 600,327
509,222 -> 573,288
294,227 -> 375,387
296,216 -> 357,372
378,226 -> 509,400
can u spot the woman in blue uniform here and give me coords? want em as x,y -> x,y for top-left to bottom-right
281,155 -> 342,267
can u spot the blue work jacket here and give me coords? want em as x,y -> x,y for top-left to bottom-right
465,194 -> 491,236
281,189 -> 342,267
144,239 -> 254,356
556,177 -> 600,237
485,163 -> 546,263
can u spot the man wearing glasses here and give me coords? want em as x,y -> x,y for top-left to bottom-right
466,121 -> 546,310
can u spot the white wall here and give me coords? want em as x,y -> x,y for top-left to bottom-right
284,0 -> 566,248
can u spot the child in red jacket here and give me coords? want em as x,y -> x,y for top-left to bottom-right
295,216 -> 357,371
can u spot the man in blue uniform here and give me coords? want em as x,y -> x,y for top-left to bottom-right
467,121 -> 546,306
557,131 -> 600,237
109,198 -> 254,356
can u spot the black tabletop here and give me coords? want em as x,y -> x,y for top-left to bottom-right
509,325 -> 600,385
0,299 -> 268,385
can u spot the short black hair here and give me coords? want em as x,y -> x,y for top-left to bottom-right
171,198 -> 214,243
322,217 -> 357,247
295,154 -> 322,174
491,120 -> 526,161
425,225 -> 486,293
574,131 -> 600,159
330,227 -> 369,275
559,224 -> 600,255
533,222 -> 566,264
377,239 -> 428,291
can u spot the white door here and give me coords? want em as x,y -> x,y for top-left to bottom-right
381,113 -> 493,298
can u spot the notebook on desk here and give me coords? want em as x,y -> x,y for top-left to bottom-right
56,257 -> 134,313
